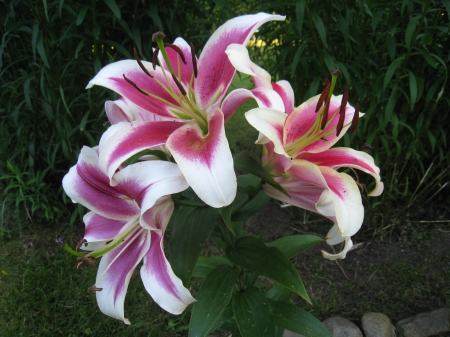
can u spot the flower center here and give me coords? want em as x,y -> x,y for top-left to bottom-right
285,69 -> 360,157
122,32 -> 209,133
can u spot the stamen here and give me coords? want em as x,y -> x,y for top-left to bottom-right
321,96 -> 331,130
171,74 -> 187,96
165,43 -> 187,64
349,102 -> 359,134
76,238 -> 87,252
134,48 -> 153,78
315,81 -> 331,113
336,84 -> 348,136
76,256 -> 96,269
88,286 -> 103,295
123,74 -> 148,96
190,42 -> 198,78
152,46 -> 160,70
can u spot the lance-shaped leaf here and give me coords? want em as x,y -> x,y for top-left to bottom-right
226,237 -> 310,303
269,299 -> 332,337
189,265 -> 239,337
193,256 -> 233,278
169,207 -> 218,287
267,235 -> 324,258
232,286 -> 275,337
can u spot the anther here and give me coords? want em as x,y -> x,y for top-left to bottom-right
134,48 -> 154,78
152,46 -> 160,70
123,74 -> 148,96
76,256 -> 96,269
152,31 -> 166,42
349,102 -> 359,134
171,74 -> 187,96
321,96 -> 331,130
316,81 -> 331,113
165,43 -> 187,64
336,84 -> 348,136
76,238 -> 87,252
88,286 -> 103,295
190,42 -> 198,78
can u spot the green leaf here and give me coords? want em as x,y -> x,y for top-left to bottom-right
295,0 -> 306,36
37,33 -> 50,68
267,235 -> 324,258
226,237 -> 310,303
76,6 -> 89,26
383,57 -> 404,90
408,70 -> 417,111
371,10 -> 385,32
311,12 -> 327,48
405,15 -> 420,50
266,283 -> 294,302
291,42 -> 308,77
189,265 -> 239,337
231,190 -> 271,222
169,207 -> 218,287
193,256 -> 233,278
269,299 -> 332,337
233,151 -> 287,196
103,0 -> 121,19
386,35 -> 396,62
384,88 -> 397,128
232,287 -> 275,337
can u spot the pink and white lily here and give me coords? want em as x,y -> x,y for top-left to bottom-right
62,146 -> 194,324
86,13 -> 285,208
226,47 -> 383,259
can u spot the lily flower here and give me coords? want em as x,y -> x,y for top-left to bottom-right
86,13 -> 285,208
62,146 -> 194,324
226,48 -> 383,259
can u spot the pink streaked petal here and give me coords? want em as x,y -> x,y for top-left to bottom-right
263,177 -> 325,214
318,166 -> 364,238
297,148 -> 384,196
98,121 -> 183,183
140,196 -> 174,232
195,13 -> 285,110
261,142 -> 292,176
272,80 -> 295,114
141,231 -> 195,315
62,147 -> 139,220
105,98 -> 139,124
284,94 -> 355,153
86,60 -> 181,118
221,87 -> 284,123
225,44 -> 272,88
159,37 -> 195,87
95,229 -> 150,325
245,107 -> 288,157
83,211 -> 127,244
113,161 -> 188,217
167,108 -> 236,207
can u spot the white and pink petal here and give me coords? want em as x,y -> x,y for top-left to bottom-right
166,108 -> 236,208
297,148 -> 383,197
194,13 -> 285,110
95,229 -> 150,325
140,231 -> 195,315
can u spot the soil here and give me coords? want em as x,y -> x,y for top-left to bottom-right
247,201 -> 450,327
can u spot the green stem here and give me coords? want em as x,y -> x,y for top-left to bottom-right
61,243 -> 85,257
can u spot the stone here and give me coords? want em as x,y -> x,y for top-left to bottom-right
322,316 -> 363,337
395,308 -> 450,337
361,312 -> 395,337
283,331 -> 305,337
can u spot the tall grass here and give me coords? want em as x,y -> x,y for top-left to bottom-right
1,0 -> 449,230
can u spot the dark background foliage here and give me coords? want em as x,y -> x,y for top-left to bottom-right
1,0 -> 449,228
